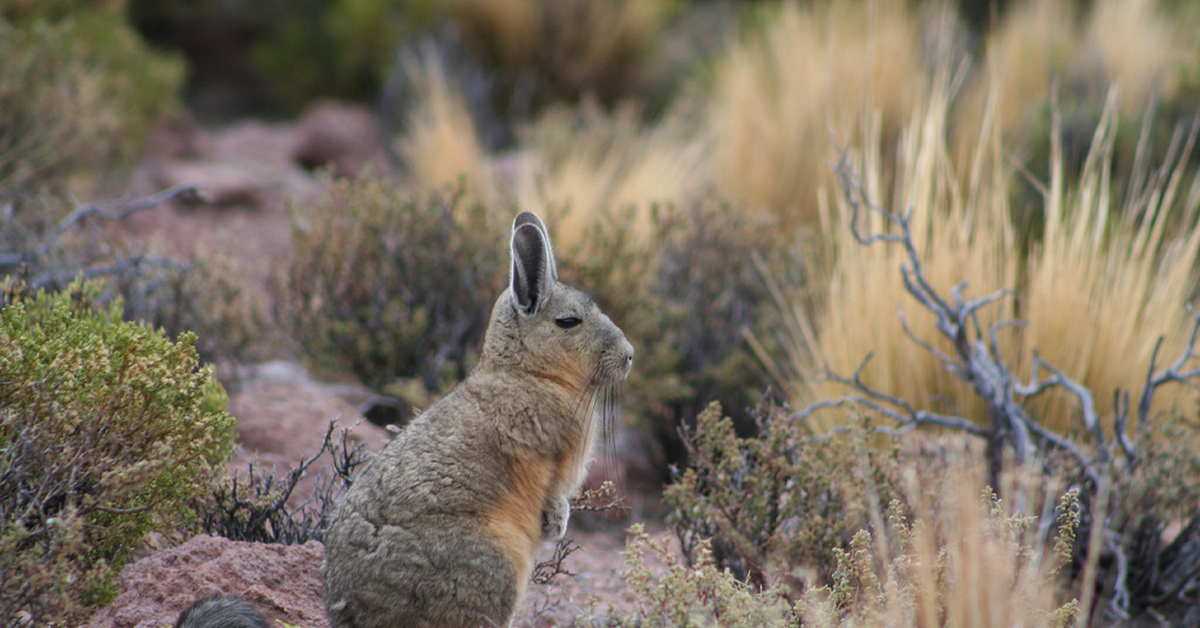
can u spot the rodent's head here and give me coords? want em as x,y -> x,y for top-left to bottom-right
481,212 -> 633,392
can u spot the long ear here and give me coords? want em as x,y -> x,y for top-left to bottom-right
512,211 -> 557,280
510,212 -> 556,316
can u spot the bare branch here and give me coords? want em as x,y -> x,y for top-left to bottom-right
791,354 -> 988,438
50,184 -> 207,240
1137,308 -> 1200,428
1025,355 -> 1108,465
897,307 -> 959,369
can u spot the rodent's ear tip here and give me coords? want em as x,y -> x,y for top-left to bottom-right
512,211 -> 547,233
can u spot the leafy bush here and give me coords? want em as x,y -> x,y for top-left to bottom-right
0,280 -> 235,625
117,248 -> 271,369
0,185 -> 266,371
0,9 -> 183,206
276,174 -> 507,407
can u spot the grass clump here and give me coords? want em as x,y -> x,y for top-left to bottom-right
0,279 -> 236,625
707,0 -> 931,230
390,41 -> 497,206
515,100 -> 708,250
276,173 -> 506,407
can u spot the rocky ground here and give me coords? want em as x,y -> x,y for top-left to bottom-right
84,105 -> 673,627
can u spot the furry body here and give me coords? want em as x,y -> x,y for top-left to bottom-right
323,212 -> 632,628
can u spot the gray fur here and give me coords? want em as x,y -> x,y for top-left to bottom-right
323,211 -> 633,628
174,596 -> 268,628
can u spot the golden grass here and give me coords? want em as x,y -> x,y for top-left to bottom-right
392,43 -> 496,206
952,0 -> 1077,163
783,65 -> 1020,432
1019,95 -> 1200,434
1083,0 -> 1183,113
783,66 -> 1200,438
708,0 -> 930,230
513,99 -> 708,249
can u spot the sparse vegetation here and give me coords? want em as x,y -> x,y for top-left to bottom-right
598,464 -> 1082,628
192,423 -> 368,545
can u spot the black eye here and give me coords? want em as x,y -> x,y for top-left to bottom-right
555,317 -> 582,329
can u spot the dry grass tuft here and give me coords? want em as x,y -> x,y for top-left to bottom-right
392,43 -> 496,206
780,59 -> 1200,438
1019,97 -> 1200,434
612,422 -> 1079,628
953,0 -> 1190,165
708,0 -> 932,230
782,67 -> 1018,432
514,100 -> 707,249
796,456 -> 1078,628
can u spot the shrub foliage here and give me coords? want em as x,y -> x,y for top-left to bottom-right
0,280 -> 235,625
0,9 -> 183,206
666,402 -> 904,593
276,174 -> 507,402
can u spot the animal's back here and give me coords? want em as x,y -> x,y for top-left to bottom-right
323,388 -> 527,628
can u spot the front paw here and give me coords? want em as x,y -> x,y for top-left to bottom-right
540,496 -> 570,541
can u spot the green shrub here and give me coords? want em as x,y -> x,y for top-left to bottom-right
117,249 -> 271,369
665,401 -> 904,592
250,0 -> 440,112
584,522 -> 793,628
276,174 -> 507,406
0,279 -> 235,625
0,9 -> 183,206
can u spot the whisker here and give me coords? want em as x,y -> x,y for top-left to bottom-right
599,384 -> 628,511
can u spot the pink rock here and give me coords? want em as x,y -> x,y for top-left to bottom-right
85,535 -> 327,628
